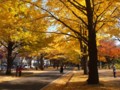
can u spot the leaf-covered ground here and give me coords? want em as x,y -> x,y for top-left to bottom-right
0,69 -> 120,90
43,69 -> 120,90
0,67 -> 56,83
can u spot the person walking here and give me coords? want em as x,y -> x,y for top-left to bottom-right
77,64 -> 80,70
60,65 -> 63,74
16,66 -> 19,76
113,65 -> 116,78
18,65 -> 22,77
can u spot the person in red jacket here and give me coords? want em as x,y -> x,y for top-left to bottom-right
18,65 -> 22,77
16,66 -> 19,76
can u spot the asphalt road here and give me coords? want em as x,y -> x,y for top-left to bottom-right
0,69 -> 70,90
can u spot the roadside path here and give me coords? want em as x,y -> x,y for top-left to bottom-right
0,69 -> 71,90
42,69 -> 120,90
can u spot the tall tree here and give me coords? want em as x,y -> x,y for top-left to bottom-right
44,0 -> 119,84
4,0 -> 119,84
0,0 -> 49,75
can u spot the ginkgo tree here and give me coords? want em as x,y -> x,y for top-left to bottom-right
41,0 -> 119,84
20,0 -> 120,84
0,0 -> 120,85
0,0 -> 31,75
20,34 -> 54,70
0,0 -> 49,75
44,33 -> 81,68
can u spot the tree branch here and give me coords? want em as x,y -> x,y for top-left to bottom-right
59,0 -> 88,27
0,41 -> 7,48
21,0 -> 88,44
67,0 -> 87,15
39,31 -> 88,45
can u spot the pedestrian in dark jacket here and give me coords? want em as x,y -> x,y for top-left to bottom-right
60,65 -> 63,74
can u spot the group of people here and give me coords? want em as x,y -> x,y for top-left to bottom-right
16,65 -> 22,77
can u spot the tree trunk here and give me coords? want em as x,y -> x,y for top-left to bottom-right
6,58 -> 13,75
105,56 -> 111,69
87,40 -> 99,84
83,55 -> 88,75
39,54 -> 44,70
79,36 -> 88,74
83,45 -> 88,75
6,42 -> 14,75
29,59 -> 32,68
85,0 -> 99,84
81,55 -> 88,75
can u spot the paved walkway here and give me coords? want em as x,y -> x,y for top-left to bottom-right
1,69 -> 119,90
42,69 -> 120,90
0,69 -> 72,90
41,70 -> 75,90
